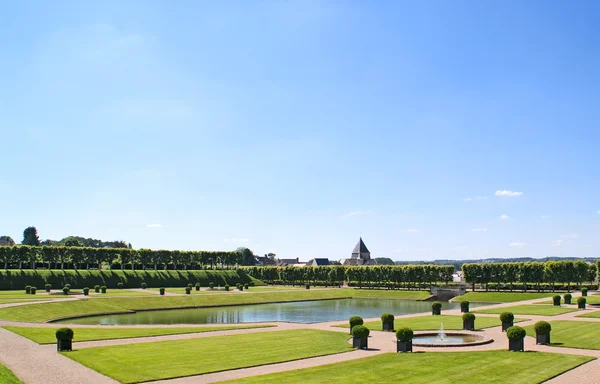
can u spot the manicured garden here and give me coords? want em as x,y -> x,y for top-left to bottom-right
353,315 -> 526,331
0,364 -> 23,384
523,320 -> 600,350
2,324 -> 274,344
453,291 -> 557,303
62,329 -> 354,383
225,351 -> 593,384
474,305 -> 578,316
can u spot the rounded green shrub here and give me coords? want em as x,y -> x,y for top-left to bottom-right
100,286 -> 107,293
195,282 -> 201,288
381,313 -> 394,323
244,284 -> 249,290
185,287 -> 192,294
349,316 -> 364,330
506,326 -> 526,340
62,287 -> 70,295
564,293 -> 572,301
431,301 -> 442,310
552,295 -> 561,305
141,282 -> 147,289
396,327 -> 414,342
460,301 -> 470,311
25,285 -> 31,294
55,328 -> 74,340
462,312 -> 476,322
45,284 -> 52,292
159,287 -> 165,295
225,285 -> 230,291
351,325 -> 370,339
187,283 -> 193,288
94,285 -> 101,293
578,297 -> 587,304
117,282 -> 124,289
581,288 -> 588,296
209,282 -> 214,289
83,287 -> 89,296
534,321 -> 551,335
499,312 -> 515,323
30,287 -> 37,295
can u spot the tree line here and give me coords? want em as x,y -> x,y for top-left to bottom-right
462,261 -> 597,291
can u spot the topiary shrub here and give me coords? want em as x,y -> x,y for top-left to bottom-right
83,287 -> 89,296
581,288 -> 588,296
30,287 -> 37,295
185,287 -> 192,294
578,296 -> 586,309
62,287 -> 70,295
507,326 -> 526,340
187,283 -> 193,289
195,283 -> 200,291
56,328 -> 74,352
25,285 -> 31,294
45,284 -> 52,293
352,325 -> 370,339
225,285 -> 230,291
460,300 -> 470,313
462,312 -> 476,322
117,282 -> 124,289
500,312 -> 514,323
159,287 -> 165,295
534,321 -> 551,334
462,312 -> 476,331
100,286 -> 107,294
396,327 -> 414,342
94,285 -> 100,293
381,313 -> 394,331
244,284 -> 249,290
306,284 -> 310,289
65,284 -> 71,289
552,295 -> 561,306
564,293 -> 572,304
349,316 -> 364,334
209,282 -> 214,289
141,282 -> 147,289
431,301 -> 442,315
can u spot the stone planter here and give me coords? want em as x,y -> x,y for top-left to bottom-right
508,338 -> 524,352
463,319 -> 475,331
382,321 -> 394,332
432,308 -> 441,316
579,302 -> 586,309
195,286 -> 200,291
502,321 -> 513,332
305,284 -> 310,290
564,297 -> 571,304
57,339 -> 72,352
536,333 -> 550,345
397,340 -> 412,353
352,337 -> 368,349
461,305 -> 469,313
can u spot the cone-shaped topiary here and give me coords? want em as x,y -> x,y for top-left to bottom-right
396,327 -> 414,342
534,321 -> 551,335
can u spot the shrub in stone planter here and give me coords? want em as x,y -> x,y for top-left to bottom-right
83,287 -> 89,296
195,283 -> 200,291
351,325 -> 370,349
185,287 -> 191,294
306,284 -> 310,289
141,282 -> 147,290
244,284 -> 249,290
159,287 -> 166,296
431,301 -> 442,315
209,282 -> 214,289
117,282 -> 124,289
349,316 -> 364,334
30,287 -> 37,295
460,300 -> 470,313
187,283 -> 193,289
94,285 -> 101,293
225,285 -> 230,291
552,295 -> 561,306
578,297 -> 586,309
396,327 -> 413,353
236,283 -> 241,290
581,288 -> 588,297
101,286 -> 107,293
25,285 -> 31,294
238,285 -> 243,291
506,326 -> 526,352
56,328 -> 74,352
45,284 -> 52,293
534,321 -> 551,345
500,312 -> 514,332
564,293 -> 572,305
462,312 -> 476,331
381,313 -> 395,331
62,287 -> 70,295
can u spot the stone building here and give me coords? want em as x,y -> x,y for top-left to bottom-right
341,238 -> 377,266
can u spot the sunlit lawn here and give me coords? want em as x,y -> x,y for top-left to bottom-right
0,364 -> 23,384
453,291 -> 557,303
523,320 -> 600,350
474,305 -> 577,316
354,315 -> 527,332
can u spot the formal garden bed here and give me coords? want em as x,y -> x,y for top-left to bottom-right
523,320 -> 600,350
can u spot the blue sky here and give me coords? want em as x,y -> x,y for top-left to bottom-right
1,1 -> 599,261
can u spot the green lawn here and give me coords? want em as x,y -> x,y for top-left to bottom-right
0,288 -> 429,323
3,324 -> 274,344
355,315 -> 526,332
474,304 -> 577,316
0,290 -> 57,300
62,330 -> 353,383
576,309 -> 600,318
453,291 -> 557,303
524,320 -> 600,350
582,295 -> 600,305
225,351 -> 594,384
0,364 -> 23,384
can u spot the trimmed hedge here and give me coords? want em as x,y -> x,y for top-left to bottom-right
506,326 -> 526,340
55,328 -> 74,340
349,316 -> 364,330
431,301 -> 442,310
25,285 -> 31,294
499,312 -> 515,323
351,325 -> 370,339
100,286 -> 107,293
94,285 -> 100,293
141,282 -> 147,289
396,327 -> 414,342
62,287 -> 70,295
462,312 -> 476,322
0,269 -> 262,290
534,321 -> 551,334
581,288 -> 588,296
381,313 -> 394,323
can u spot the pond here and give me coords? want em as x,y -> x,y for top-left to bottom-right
58,299 -> 480,325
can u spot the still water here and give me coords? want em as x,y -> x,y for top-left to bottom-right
58,299 -> 476,325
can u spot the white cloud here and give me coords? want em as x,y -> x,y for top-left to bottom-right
552,240 -> 563,248
562,233 -> 580,239
470,228 -> 488,232
495,190 -> 523,197
391,249 -> 403,253
345,210 -> 375,217
463,196 -> 487,202
509,242 -> 526,248
147,223 -> 162,228
224,238 -> 249,243
500,214 -> 510,220
402,229 -> 421,233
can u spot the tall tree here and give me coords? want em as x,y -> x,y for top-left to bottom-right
22,227 -> 41,246
0,236 -> 15,246
238,247 -> 255,266
374,257 -> 395,265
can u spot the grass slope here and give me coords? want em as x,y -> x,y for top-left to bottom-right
453,291 -> 556,303
0,364 -> 23,384
357,315 -> 526,332
474,304 -> 577,316
0,288 -> 428,323
226,351 -> 594,384
524,320 -> 600,350
63,329 -> 353,383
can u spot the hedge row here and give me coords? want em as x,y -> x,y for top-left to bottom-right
0,269 -> 263,290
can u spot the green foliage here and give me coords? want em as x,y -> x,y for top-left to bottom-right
225,285 -> 230,291
349,316 -> 364,330
24,286 -> 31,294
55,328 -> 74,340
22,227 -> 40,246
195,282 -> 200,288
30,287 -> 36,294
62,287 -> 70,295
65,284 -> 71,289
244,283 -> 249,289
564,293 -> 572,300
553,295 -> 561,305
83,287 -> 89,296
141,282 -> 147,289
431,301 -> 442,310
460,301 -> 470,311
581,288 -> 588,296
534,321 -> 551,334
117,282 -> 124,289
185,287 -> 191,294
499,312 -> 514,323
101,286 -> 107,293
159,287 -> 165,295
506,326 -> 526,340
381,313 -> 394,322
187,283 -> 193,288
373,257 -> 395,265
395,327 -> 414,342
351,325 -> 370,339
209,282 -> 214,289
45,284 -> 51,292
578,297 -> 586,304
462,312 -> 476,322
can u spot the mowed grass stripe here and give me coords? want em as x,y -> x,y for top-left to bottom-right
3,324 -> 274,344
225,351 -> 594,384
524,320 -> 600,350
453,291 -> 557,303
474,304 -> 577,316
0,364 -> 23,384
62,329 -> 353,383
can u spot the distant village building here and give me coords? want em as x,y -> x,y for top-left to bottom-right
341,238 -> 377,266
306,258 -> 330,266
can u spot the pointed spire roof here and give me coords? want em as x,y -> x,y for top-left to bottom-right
352,237 -> 370,254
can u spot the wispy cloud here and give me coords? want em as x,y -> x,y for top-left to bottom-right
345,210 -> 375,217
562,233 -> 580,239
147,223 -> 162,228
495,190 -> 523,197
402,229 -> 421,233
470,228 -> 488,232
224,238 -> 249,243
509,242 -> 526,248
500,214 -> 510,220
553,240 -> 563,248
463,196 -> 487,202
